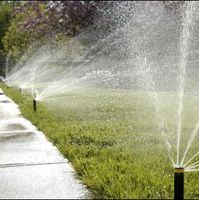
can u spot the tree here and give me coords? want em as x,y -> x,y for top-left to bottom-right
0,1 -> 12,76
47,1 -> 97,36
2,1 -> 49,64
2,1 -> 99,65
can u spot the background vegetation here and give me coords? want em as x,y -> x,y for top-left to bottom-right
0,1 -> 12,75
0,1 -> 99,76
0,1 -> 184,76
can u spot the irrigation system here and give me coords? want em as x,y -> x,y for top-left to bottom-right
174,167 -> 184,200
2,1 -> 199,199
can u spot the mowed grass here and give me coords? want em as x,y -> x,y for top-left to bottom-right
1,82 -> 199,199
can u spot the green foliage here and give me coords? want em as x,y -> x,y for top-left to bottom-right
2,3 -> 45,61
0,2 -> 12,49
0,1 -> 12,75
1,1 -> 98,65
1,83 -> 199,199
2,13 -> 30,60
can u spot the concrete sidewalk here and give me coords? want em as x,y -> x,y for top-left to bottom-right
0,88 -> 88,199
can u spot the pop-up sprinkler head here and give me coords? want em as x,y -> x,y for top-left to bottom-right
33,90 -> 38,112
174,167 -> 184,200
33,98 -> 37,112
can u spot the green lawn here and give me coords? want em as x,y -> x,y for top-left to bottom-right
1,82 -> 199,199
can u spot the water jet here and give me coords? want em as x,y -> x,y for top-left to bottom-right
3,1 -> 199,198
174,167 -> 184,200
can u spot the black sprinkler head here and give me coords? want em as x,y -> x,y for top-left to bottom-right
174,167 -> 184,200
33,98 -> 37,112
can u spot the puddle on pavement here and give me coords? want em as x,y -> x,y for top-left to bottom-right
0,118 -> 37,131
0,123 -> 26,131
0,100 -> 11,103
0,132 -> 35,143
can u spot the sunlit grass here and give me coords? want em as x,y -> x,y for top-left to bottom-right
1,82 -> 199,199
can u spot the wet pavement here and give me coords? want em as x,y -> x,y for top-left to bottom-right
0,88 -> 88,199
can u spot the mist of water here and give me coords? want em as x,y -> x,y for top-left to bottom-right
4,1 -> 199,171
176,1 -> 194,167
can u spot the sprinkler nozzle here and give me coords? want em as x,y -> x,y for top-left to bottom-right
175,167 -> 184,173
174,167 -> 184,200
